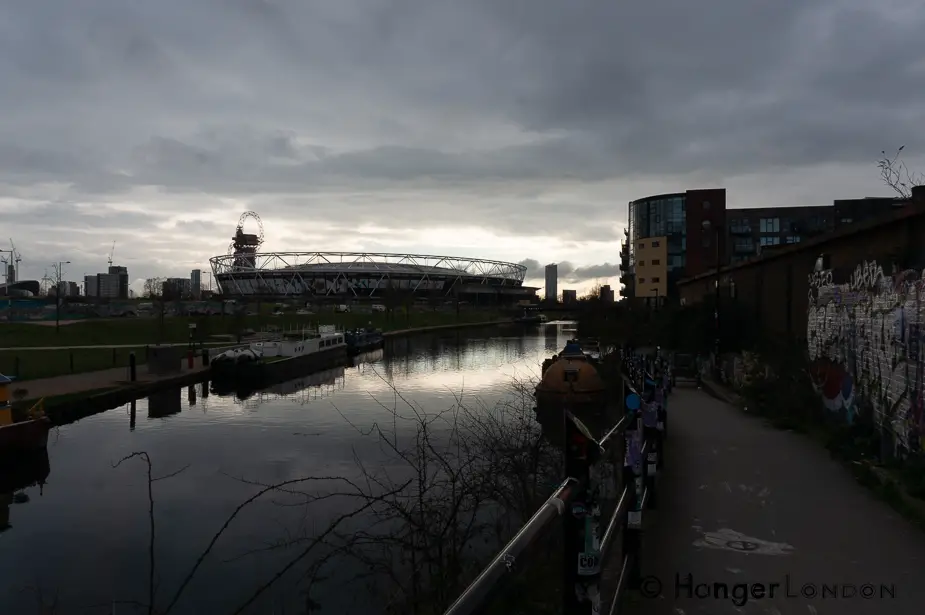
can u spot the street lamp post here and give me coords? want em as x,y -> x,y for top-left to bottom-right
54,260 -> 71,332
701,221 -> 722,381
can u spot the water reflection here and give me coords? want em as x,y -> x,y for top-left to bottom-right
0,324 -> 576,614
0,450 -> 50,536
230,367 -> 347,410
148,386 -> 183,419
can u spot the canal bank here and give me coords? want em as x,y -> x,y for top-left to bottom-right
27,319 -> 515,425
1,323 -> 568,615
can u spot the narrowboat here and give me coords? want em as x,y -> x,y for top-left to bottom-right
210,325 -> 348,386
1,448 -> 50,534
0,374 -> 51,454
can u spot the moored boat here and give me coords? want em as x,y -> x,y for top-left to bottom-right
1,448 -> 50,534
577,338 -> 603,360
209,325 -> 348,385
345,326 -> 384,356
0,374 -> 51,455
514,310 -> 549,324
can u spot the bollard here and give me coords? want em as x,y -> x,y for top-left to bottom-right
112,347 -> 117,366
129,352 -> 137,382
187,349 -> 194,369
202,348 -> 210,366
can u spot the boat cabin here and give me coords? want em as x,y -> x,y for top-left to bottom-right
251,325 -> 345,357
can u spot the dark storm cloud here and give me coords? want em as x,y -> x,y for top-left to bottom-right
2,0 -> 924,280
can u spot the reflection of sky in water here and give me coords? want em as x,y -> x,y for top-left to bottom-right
0,324 -> 573,614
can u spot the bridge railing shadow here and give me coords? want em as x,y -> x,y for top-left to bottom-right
442,352 -> 667,615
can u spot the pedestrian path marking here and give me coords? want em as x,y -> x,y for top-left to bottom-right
693,528 -> 794,555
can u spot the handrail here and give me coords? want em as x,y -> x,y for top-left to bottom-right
442,351 -> 671,615
607,556 -> 632,615
442,477 -> 579,615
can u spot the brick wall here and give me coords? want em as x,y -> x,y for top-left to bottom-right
684,188 -> 728,278
680,187 -> 925,456
679,190 -> 925,340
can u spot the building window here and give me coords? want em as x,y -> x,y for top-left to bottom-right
759,218 -> 780,233
638,277 -> 646,283
785,236 -> 801,244
651,259 -> 660,265
638,260 -> 645,266
840,217 -> 853,224
729,219 -> 751,234
651,277 -> 660,283
651,240 -> 660,247
760,236 -> 781,246
638,242 -> 645,248
734,237 -> 754,252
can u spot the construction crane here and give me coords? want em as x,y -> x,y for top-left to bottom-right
0,252 -> 9,284
108,241 -> 116,268
8,239 -> 21,282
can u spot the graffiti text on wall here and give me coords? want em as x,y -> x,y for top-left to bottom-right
807,260 -> 925,456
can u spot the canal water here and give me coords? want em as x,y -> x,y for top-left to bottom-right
1,323 -> 576,614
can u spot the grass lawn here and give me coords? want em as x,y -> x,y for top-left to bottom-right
0,309 -> 506,349
0,309 -> 508,380
0,347 -> 149,381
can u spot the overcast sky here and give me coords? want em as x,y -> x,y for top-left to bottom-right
2,0 -> 923,297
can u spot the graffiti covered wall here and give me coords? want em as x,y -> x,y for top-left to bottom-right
807,260 -> 925,456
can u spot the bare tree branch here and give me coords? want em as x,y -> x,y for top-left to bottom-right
878,145 -> 924,199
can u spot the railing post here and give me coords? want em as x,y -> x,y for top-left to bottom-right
642,386 -> 659,510
622,392 -> 644,589
563,410 -> 601,615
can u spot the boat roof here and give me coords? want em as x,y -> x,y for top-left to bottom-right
0,373 -> 13,384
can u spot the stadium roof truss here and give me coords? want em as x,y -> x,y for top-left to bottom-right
209,251 -> 528,298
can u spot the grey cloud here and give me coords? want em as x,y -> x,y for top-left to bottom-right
517,259 -> 543,279
561,263 -> 621,283
519,259 -> 620,284
3,0 -> 925,283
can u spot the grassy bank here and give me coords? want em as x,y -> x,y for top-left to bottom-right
0,310 -> 508,380
0,309 -> 505,348
0,346 -> 149,381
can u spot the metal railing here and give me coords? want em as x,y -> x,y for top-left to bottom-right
443,351 -> 670,615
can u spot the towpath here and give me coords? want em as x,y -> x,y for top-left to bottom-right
8,357 -> 209,400
619,385 -> 925,615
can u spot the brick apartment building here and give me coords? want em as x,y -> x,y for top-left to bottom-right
621,188 -> 906,305
677,186 -> 925,340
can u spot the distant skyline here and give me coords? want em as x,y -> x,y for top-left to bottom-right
2,0 -> 923,298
